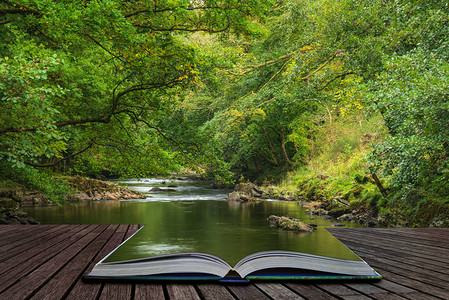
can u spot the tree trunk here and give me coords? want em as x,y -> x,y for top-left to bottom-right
372,173 -> 387,197
280,129 -> 292,165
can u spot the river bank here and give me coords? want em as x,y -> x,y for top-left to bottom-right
226,180 -> 449,228
0,176 -> 145,224
227,182 -> 380,227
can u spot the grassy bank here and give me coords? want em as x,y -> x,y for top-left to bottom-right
262,113 -> 449,227
267,113 -> 385,201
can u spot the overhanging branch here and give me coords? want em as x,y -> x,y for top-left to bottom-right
133,23 -> 230,33
24,141 -> 94,168
227,53 -> 295,76
124,6 -> 240,18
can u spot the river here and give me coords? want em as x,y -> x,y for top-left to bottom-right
22,178 -> 362,265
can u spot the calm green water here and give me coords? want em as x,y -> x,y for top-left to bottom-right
23,178 -> 361,265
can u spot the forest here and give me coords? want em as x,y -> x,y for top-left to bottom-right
1,0 -> 449,226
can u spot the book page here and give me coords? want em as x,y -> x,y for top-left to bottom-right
103,201 -> 361,266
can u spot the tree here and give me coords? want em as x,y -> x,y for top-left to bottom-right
0,0 -> 273,192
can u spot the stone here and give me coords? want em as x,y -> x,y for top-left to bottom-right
227,191 -> 241,201
328,207 -> 352,218
234,182 -> 265,198
268,215 -> 315,232
18,217 -> 30,224
365,221 -> 377,227
0,197 -> 19,212
337,213 -> 354,221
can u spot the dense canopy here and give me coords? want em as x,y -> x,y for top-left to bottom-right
1,0 -> 449,219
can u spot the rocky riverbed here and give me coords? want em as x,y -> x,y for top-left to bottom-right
227,182 -> 381,227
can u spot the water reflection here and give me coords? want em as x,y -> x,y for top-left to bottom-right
22,178 -> 362,265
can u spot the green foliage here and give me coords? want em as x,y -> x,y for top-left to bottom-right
367,52 -> 449,206
2,0 -> 449,224
0,161 -> 72,204
0,54 -> 66,168
194,0 -> 449,225
0,0 -> 274,195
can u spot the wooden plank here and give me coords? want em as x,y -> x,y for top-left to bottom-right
0,225 -> 94,293
333,234 -> 449,272
97,225 -> 139,300
99,283 -> 132,300
367,267 -> 449,299
255,283 -> 305,300
347,248 -> 449,284
124,224 -> 140,240
344,282 -> 410,300
344,282 -> 390,295
329,235 -> 448,273
405,228 -> 449,233
166,284 -> 201,300
316,283 -> 372,298
0,225 -> 62,256
399,292 -> 444,300
370,281 -> 442,300
328,232 -> 449,272
371,279 -> 415,294
340,228 -> 449,250
331,235 -> 449,288
339,296 -> 373,300
328,229 -> 449,263
285,283 -> 339,300
134,284 -> 165,300
227,284 -> 271,300
66,225 -> 134,300
196,284 -> 236,300
3,226 -> 449,300
329,229 -> 449,297
29,225 -> 119,300
0,225 -> 103,299
368,294 -> 409,300
0,224 -> 25,236
375,228 -> 449,240
329,229 -> 449,259
0,224 -> 67,250
0,224 -> 84,275
0,224 -> 46,243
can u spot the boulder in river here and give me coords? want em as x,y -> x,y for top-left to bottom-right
227,182 -> 266,202
227,191 -> 241,201
267,215 -> 315,232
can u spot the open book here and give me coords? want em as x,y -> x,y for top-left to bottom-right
85,228 -> 381,282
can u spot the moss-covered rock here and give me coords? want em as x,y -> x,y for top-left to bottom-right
63,176 -> 146,202
227,182 -> 268,202
0,192 -> 39,224
227,191 -> 241,201
267,215 -> 315,232
0,196 -> 19,212
328,207 -> 352,218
